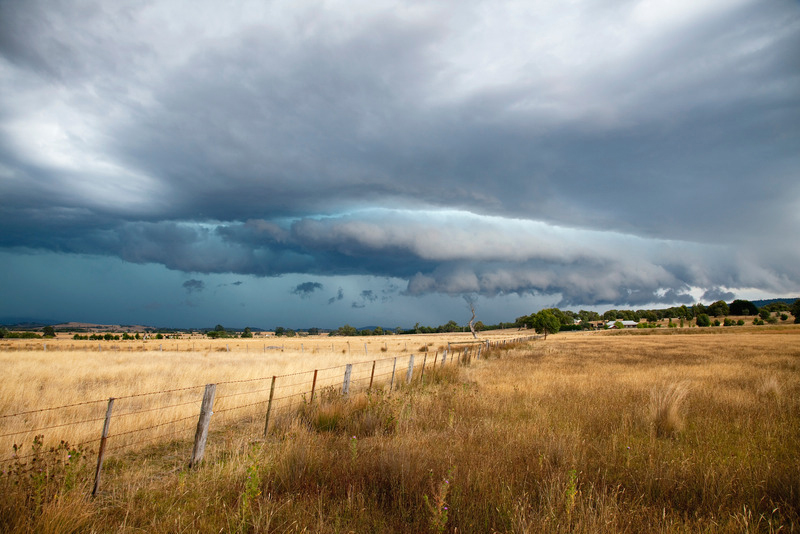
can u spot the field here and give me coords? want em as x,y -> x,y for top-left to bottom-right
1,327 -> 799,532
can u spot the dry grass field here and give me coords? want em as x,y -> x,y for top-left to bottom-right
1,326 -> 799,532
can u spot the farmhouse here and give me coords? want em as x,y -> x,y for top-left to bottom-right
605,320 -> 639,329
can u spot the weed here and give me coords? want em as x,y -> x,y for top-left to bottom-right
423,468 -> 452,533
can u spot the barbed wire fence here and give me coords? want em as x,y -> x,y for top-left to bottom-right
0,335 -> 538,496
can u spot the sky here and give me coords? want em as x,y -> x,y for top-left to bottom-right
1,0 -> 799,330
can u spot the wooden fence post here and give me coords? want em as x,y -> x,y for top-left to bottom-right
406,355 -> 415,385
310,369 -> 319,403
263,376 -> 277,438
91,397 -> 114,497
369,361 -> 376,389
420,353 -> 427,384
342,364 -> 353,395
190,384 -> 217,468
390,357 -> 397,391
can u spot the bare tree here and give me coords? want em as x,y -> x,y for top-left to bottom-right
464,295 -> 479,339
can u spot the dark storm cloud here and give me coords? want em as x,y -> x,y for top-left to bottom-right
182,279 -> 204,294
701,288 -> 736,303
1,0 -> 799,309
291,281 -> 323,298
328,288 -> 344,305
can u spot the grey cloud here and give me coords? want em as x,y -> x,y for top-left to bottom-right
0,0 -> 798,310
701,288 -> 736,303
183,279 -> 204,294
292,281 -> 323,298
328,288 -> 344,305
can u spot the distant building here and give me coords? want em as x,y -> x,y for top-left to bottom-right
605,320 -> 639,329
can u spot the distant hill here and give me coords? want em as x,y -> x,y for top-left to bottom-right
751,298 -> 799,308
0,317 -> 61,328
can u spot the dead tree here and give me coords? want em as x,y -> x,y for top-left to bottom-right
465,295 -> 479,339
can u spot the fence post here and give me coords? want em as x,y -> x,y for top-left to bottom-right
310,369 -> 319,403
342,364 -> 353,395
420,353 -> 427,384
369,360 -> 376,389
390,357 -> 397,391
91,397 -> 114,497
190,384 -> 217,468
406,354 -> 415,385
263,376 -> 277,438
442,350 -> 447,366
365,343 -> 368,356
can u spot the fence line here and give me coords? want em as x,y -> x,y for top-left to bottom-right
0,335 -> 539,493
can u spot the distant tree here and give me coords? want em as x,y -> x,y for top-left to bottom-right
791,299 -> 800,324
335,324 -> 358,336
758,309 -> 771,320
706,300 -> 730,317
602,310 -> 618,321
0,328 -> 8,339
214,324 -> 225,332
465,295 -> 479,339
42,325 -> 55,338
241,327 -> 253,338
696,314 -> 711,327
763,302 -> 790,312
729,299 -> 758,316
274,327 -> 286,336
532,310 -> 560,340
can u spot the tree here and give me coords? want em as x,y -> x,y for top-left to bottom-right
274,327 -> 286,336
792,299 -> 800,324
706,300 -> 730,317
241,327 -> 253,338
42,325 -> 55,338
729,299 -> 757,316
532,309 -> 560,340
696,314 -> 711,327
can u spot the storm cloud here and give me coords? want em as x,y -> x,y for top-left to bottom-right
1,0 -> 798,327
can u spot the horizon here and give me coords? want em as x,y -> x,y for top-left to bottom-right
2,296 -> 796,332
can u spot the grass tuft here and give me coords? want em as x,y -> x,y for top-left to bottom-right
650,380 -> 691,438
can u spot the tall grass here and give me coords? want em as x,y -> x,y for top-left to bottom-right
2,329 -> 799,532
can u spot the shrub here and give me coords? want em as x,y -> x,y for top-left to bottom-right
696,314 -> 711,327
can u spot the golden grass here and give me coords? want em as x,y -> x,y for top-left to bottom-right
0,333 -> 517,462
2,327 -> 799,532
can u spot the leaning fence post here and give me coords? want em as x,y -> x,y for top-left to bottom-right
310,369 -> 319,403
190,384 -> 217,468
406,354 -> 415,385
263,376 -> 277,437
420,353 -> 427,384
369,360 -> 376,389
342,364 -> 353,395
92,397 -> 115,497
